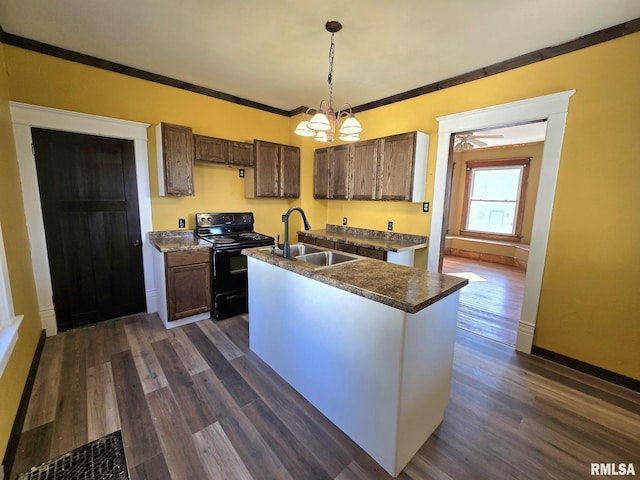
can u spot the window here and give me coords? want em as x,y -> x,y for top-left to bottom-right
0,221 -> 23,378
460,158 -> 530,240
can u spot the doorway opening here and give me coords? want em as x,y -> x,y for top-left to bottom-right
441,121 -> 546,346
428,90 -> 575,353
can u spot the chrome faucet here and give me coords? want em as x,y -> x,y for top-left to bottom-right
281,207 -> 311,258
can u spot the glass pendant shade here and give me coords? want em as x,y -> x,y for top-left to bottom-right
294,119 -> 316,137
307,112 -> 332,131
339,115 -> 363,135
339,133 -> 360,142
314,131 -> 329,142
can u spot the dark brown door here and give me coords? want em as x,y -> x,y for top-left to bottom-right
32,128 -> 146,331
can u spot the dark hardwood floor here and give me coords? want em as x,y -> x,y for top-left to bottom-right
10,311 -> 639,479
442,255 -> 525,345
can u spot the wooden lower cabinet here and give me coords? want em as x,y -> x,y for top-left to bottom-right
165,250 -> 211,321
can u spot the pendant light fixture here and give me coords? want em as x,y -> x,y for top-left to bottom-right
294,21 -> 363,143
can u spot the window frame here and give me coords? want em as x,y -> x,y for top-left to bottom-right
0,221 -> 23,378
460,157 -> 531,241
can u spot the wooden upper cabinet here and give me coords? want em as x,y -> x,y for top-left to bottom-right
378,132 -> 416,201
330,144 -> 350,200
351,139 -> 379,200
194,134 -> 227,164
156,122 -> 194,196
228,141 -> 254,166
314,147 -> 330,199
246,140 -> 300,198
281,145 -> 300,197
194,134 -> 254,167
313,131 -> 429,202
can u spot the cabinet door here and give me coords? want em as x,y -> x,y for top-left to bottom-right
158,123 -> 194,196
254,140 -> 280,197
280,145 -> 300,198
229,141 -> 254,166
378,132 -> 416,201
330,144 -> 350,199
350,139 -> 378,200
194,134 -> 227,164
167,262 -> 211,320
314,147 -> 330,199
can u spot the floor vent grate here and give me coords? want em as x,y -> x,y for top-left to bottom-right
17,431 -> 128,480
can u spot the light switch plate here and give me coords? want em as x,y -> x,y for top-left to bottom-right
343,217 -> 348,225
387,221 -> 393,231
178,218 -> 186,228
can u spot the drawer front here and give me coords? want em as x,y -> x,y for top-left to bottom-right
297,233 -> 316,244
357,247 -> 386,261
334,241 -> 358,254
166,249 -> 210,267
316,238 -> 335,249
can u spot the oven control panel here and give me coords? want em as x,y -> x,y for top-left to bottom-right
196,212 -> 254,228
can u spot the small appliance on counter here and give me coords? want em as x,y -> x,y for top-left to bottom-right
196,212 -> 274,320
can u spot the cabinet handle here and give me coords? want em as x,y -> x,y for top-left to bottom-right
131,239 -> 141,247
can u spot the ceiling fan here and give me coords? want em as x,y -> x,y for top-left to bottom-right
453,133 -> 504,152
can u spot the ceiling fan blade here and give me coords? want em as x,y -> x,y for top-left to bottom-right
469,134 -> 504,139
468,138 -> 487,146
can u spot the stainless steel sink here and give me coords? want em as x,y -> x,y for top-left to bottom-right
286,243 -> 323,256
295,250 -> 361,267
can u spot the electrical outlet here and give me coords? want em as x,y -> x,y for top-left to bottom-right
387,221 -> 393,231
422,202 -> 430,213
178,218 -> 186,228
239,168 -> 245,178
342,217 -> 348,225
282,214 -> 286,222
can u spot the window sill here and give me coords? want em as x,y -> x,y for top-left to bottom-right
459,230 -> 523,242
0,315 -> 23,378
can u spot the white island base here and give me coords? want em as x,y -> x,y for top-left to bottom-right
247,257 -> 461,476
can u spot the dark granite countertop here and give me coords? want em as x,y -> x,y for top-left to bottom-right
148,230 -> 212,252
299,224 -> 428,252
243,246 -> 467,314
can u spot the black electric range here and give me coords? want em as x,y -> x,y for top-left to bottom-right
195,213 -> 274,320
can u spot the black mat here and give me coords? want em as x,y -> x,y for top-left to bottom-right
17,431 -> 128,480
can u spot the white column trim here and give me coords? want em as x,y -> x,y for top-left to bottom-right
430,90 -> 576,353
9,102 -> 156,336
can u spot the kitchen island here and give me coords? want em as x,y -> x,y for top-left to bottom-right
243,246 -> 467,476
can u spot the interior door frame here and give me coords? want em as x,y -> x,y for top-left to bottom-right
428,90 -> 575,353
10,102 -> 156,336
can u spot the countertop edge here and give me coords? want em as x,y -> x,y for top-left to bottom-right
298,229 -> 427,252
243,247 -> 467,314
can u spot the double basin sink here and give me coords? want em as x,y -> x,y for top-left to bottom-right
273,243 -> 362,268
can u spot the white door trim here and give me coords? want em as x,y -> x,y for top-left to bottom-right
9,102 -> 156,335
430,90 -> 576,352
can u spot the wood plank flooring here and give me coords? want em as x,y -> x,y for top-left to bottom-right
442,255 -> 525,345
10,312 -> 640,479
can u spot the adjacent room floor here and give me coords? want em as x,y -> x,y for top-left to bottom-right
442,255 -> 525,346
8,310 -> 639,480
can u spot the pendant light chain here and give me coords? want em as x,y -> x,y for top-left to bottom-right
327,32 -> 335,109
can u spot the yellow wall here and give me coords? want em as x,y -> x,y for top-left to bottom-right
0,43 -> 43,459
0,26 -> 638,414
447,142 -> 544,243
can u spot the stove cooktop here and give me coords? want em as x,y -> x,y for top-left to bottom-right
195,212 -> 274,250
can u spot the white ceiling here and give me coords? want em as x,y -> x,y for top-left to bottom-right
1,0 -> 639,114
